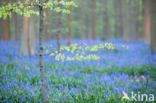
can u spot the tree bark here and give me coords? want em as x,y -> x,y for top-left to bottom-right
88,2 -> 92,40
4,16 -> 10,41
150,0 -> 156,54
0,19 -> 4,40
14,13 -> 18,40
39,0 -> 48,102
29,16 -> 36,55
43,9 -> 50,41
20,4 -> 36,55
21,8 -> 30,55
79,0 -> 84,39
4,0 -> 10,41
90,0 -> 96,40
122,0 -> 129,42
103,0 -> 111,40
114,0 -> 123,38
67,0 -> 72,46
18,15 -> 24,52
128,0 -> 140,40
143,0 -> 151,44
56,0 -> 62,52
134,0 -> 140,40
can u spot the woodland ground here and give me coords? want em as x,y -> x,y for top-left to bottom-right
0,39 -> 156,103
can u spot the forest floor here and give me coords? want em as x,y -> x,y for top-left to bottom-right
0,39 -> 156,102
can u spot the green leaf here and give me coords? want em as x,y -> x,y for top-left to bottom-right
50,53 -> 54,56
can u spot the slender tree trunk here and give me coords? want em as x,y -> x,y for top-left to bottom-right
39,1 -> 48,102
128,0 -> 140,40
0,1 -> 3,40
4,0 -> 10,41
114,0 -> 123,38
56,0 -> 62,53
14,13 -> 18,40
103,0 -> 111,40
90,0 -> 96,40
88,2 -> 92,40
43,9 -> 50,41
67,0 -> 72,46
122,0 -> 129,42
10,0 -> 18,41
4,16 -> 10,41
150,0 -> 156,54
143,0 -> 151,44
56,20 -> 61,53
79,0 -> 84,39
21,8 -> 30,55
29,16 -> 36,55
18,15 -> 23,52
134,0 -> 140,40
16,0 -> 22,43
0,19 -> 3,40
20,6 -> 36,55
0,1 -> 2,40
128,0 -> 136,40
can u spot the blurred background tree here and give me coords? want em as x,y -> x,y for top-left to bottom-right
0,1 -> 76,103
143,0 -> 150,44
150,0 -> 156,54
0,0 -> 156,54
